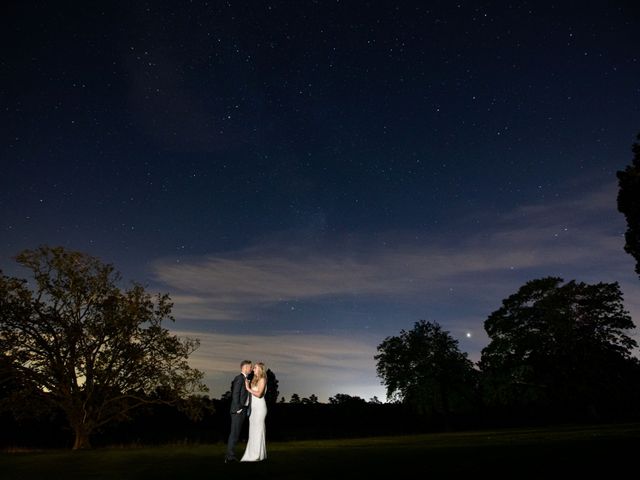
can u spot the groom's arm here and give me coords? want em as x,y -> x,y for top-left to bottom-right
230,375 -> 243,413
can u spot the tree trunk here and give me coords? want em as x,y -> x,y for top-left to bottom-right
72,424 -> 92,450
440,384 -> 452,432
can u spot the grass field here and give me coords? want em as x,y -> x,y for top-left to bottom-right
1,423 -> 638,479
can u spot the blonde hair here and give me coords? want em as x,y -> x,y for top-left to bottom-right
251,362 -> 266,388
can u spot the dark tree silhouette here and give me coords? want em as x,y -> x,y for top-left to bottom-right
479,277 -> 639,417
0,246 -> 207,449
289,393 -> 301,404
265,368 -> 279,405
617,131 -> 640,279
375,320 -> 477,426
328,393 -> 366,405
0,355 -> 28,412
304,394 -> 319,404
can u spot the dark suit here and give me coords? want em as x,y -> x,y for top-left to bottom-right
226,373 -> 251,460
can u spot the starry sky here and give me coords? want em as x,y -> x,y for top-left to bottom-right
2,1 -> 640,402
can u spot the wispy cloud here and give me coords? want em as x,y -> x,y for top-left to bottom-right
152,181 -> 634,321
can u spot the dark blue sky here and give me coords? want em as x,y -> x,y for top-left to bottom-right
2,1 -> 639,401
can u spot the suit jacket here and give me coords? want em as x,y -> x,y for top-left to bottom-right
229,373 -> 251,415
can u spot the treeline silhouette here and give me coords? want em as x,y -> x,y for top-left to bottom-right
2,376 -> 639,449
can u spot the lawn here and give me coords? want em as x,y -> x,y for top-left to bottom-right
1,423 -> 638,479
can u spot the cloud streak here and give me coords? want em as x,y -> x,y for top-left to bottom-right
152,181 -> 634,322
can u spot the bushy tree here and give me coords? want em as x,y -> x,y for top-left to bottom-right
480,277 -> 639,417
0,246 -> 207,449
265,368 -> 279,406
301,394 -> 319,404
328,393 -> 366,406
617,131 -> 640,279
375,320 -> 477,423
289,393 -> 301,404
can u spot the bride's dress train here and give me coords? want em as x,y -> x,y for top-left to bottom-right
241,386 -> 267,462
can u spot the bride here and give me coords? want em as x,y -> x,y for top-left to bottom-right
241,362 -> 268,462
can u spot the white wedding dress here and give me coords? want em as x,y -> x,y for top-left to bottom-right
241,385 -> 267,462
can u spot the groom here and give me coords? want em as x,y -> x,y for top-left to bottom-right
225,360 -> 253,463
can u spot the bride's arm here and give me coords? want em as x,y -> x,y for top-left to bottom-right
248,378 -> 266,398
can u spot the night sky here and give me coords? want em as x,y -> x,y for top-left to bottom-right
2,1 -> 639,401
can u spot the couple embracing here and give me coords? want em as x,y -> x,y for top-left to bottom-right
225,360 -> 268,463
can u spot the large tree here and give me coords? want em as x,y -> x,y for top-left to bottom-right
375,320 -> 477,425
0,246 -> 207,449
480,277 -> 639,417
617,131 -> 640,279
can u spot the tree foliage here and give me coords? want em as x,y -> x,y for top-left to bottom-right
617,131 -> 640,279
328,393 -> 366,406
0,246 -> 207,449
375,320 -> 477,422
301,394 -> 319,404
479,277 -> 639,417
265,368 -> 279,406
289,393 -> 301,404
